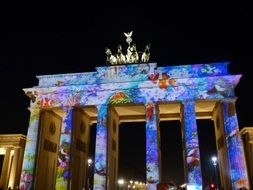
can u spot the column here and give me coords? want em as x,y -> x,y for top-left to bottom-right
19,108 -> 40,190
93,105 -> 108,190
240,128 -> 253,189
55,107 -> 73,190
71,108 -> 91,190
9,148 -> 20,189
107,107 -> 120,190
222,100 -> 249,189
181,100 -> 202,189
0,148 -> 11,190
145,102 -> 160,190
16,140 -> 26,188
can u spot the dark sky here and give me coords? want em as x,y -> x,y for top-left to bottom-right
1,1 -> 253,186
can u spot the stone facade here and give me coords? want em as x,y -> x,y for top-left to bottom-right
240,127 -> 253,190
0,134 -> 26,190
19,62 -> 249,190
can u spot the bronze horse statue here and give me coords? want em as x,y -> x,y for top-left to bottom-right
141,43 -> 151,63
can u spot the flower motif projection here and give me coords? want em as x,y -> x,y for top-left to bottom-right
25,62 -> 240,110
109,91 -> 132,104
19,109 -> 40,190
55,108 -> 73,190
20,62 -> 248,190
146,102 -> 159,190
183,101 -> 202,186
93,105 -> 108,189
222,102 -> 249,189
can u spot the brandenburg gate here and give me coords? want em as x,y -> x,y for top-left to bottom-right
19,33 -> 249,190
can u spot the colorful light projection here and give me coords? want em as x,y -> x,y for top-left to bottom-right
182,101 -> 202,187
20,62 -> 248,189
55,108 -> 73,190
25,63 -> 241,110
19,108 -> 40,190
93,105 -> 108,190
145,102 -> 159,190
222,101 -> 249,189
36,62 -> 228,87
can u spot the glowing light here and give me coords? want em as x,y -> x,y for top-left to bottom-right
0,148 -> 6,155
118,179 -> 125,185
88,158 -> 93,166
212,156 -> 217,166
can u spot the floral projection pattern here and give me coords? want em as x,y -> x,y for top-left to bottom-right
20,62 -> 248,190
19,109 -> 40,190
93,105 -> 108,190
146,102 -> 159,190
182,101 -> 202,188
55,108 -> 73,190
36,62 -> 228,88
222,101 -> 249,189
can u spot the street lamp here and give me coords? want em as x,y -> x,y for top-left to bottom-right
211,156 -> 218,189
211,156 -> 217,166
87,158 -> 93,190
118,178 -> 125,190
88,158 -> 92,167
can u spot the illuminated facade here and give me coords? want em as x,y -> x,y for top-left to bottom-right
240,127 -> 253,189
19,62 -> 249,190
0,134 -> 26,190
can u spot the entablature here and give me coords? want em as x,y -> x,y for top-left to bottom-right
36,62 -> 230,88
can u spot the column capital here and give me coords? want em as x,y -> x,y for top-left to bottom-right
96,104 -> 109,109
28,107 -> 40,112
221,99 -> 237,117
61,106 -> 74,112
145,101 -> 157,105
221,98 -> 237,104
181,100 -> 196,105
2,147 -> 12,153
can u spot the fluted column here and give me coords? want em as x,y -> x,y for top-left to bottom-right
145,102 -> 160,190
0,148 -> 12,190
55,107 -> 73,190
19,108 -> 40,190
9,148 -> 20,189
93,105 -> 108,190
181,100 -> 202,189
222,100 -> 249,189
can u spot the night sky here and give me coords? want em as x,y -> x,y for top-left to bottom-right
1,1 -> 253,186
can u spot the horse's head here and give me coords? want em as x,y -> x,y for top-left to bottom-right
117,45 -> 122,53
145,43 -> 151,52
131,44 -> 137,52
105,47 -> 112,55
